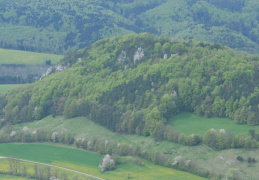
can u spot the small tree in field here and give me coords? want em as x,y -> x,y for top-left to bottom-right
99,154 -> 116,172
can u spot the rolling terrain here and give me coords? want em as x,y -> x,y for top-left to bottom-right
1,0 -> 259,179
7,115 -> 259,179
1,33 -> 259,179
0,143 -> 207,180
0,0 -> 258,54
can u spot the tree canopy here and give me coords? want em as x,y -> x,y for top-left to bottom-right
1,33 -> 259,140
0,0 -> 258,54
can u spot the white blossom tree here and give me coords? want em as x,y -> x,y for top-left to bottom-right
99,154 -> 116,172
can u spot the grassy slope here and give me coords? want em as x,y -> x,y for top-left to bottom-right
0,144 -> 206,180
168,112 -> 258,136
13,116 -> 130,142
0,84 -> 23,93
11,116 -> 259,179
0,48 -> 63,65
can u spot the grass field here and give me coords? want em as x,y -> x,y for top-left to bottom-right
0,144 -> 207,180
168,112 -> 258,136
0,84 -> 23,93
0,48 -> 63,65
0,174 -> 33,180
13,116 -> 133,143
11,115 -> 259,179
0,157 -> 87,180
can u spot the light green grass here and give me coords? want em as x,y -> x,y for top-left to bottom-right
168,112 -> 258,136
0,144 -> 207,180
0,48 -> 63,65
0,156 -> 88,180
0,84 -> 23,93
13,116 -> 133,143
0,174 -> 31,180
0,144 -> 102,166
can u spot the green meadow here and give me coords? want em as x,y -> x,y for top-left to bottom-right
13,116 -> 132,142
11,115 -> 259,179
0,157 -> 87,180
0,174 -> 32,180
168,112 -> 258,136
0,48 -> 63,65
0,84 -> 23,93
0,144 -> 207,180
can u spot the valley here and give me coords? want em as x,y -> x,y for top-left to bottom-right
6,114 -> 259,180
0,33 -> 259,179
0,0 -> 258,179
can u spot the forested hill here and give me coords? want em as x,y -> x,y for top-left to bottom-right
1,33 -> 259,139
0,0 -> 258,54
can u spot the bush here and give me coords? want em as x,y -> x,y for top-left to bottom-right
132,157 -> 145,166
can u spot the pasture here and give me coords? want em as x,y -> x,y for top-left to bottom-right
0,174 -> 32,180
168,112 -> 258,136
0,157 -> 87,180
0,144 -> 207,180
13,116 -> 132,143
0,84 -> 23,93
0,48 -> 63,65
11,116 -> 259,179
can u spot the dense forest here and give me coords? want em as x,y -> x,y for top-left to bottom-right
1,33 -> 259,147
0,0 -> 258,54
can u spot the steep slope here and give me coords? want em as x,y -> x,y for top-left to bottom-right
0,0 -> 258,54
1,33 -> 259,139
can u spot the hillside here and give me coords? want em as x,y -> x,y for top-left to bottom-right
8,115 -> 259,179
1,33 -> 259,136
0,0 -> 258,54
0,49 -> 63,84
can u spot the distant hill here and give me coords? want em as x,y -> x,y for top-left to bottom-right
0,0 -> 258,54
1,33 -> 259,140
0,49 -> 63,84
0,48 -> 63,65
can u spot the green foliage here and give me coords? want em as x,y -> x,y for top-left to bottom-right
0,0 -> 258,54
2,33 -> 259,146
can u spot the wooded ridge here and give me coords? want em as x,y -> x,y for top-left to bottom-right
1,33 -> 259,141
0,0 -> 258,54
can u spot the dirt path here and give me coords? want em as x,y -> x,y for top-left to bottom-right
0,156 -> 106,180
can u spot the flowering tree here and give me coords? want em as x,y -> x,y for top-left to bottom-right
99,154 -> 116,172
